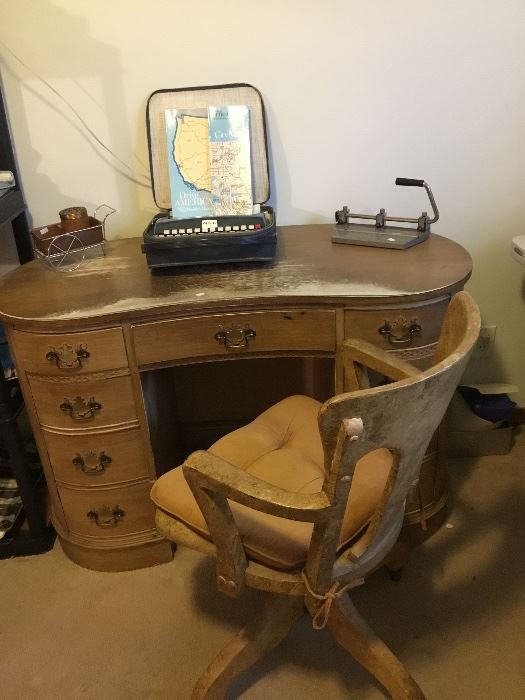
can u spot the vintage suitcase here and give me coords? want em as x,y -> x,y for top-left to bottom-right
142,83 -> 276,269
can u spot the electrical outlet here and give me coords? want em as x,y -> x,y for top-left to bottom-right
475,325 -> 497,355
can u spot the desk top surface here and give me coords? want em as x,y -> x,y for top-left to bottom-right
0,225 -> 472,330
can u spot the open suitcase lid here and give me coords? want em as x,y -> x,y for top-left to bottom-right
146,83 -> 270,212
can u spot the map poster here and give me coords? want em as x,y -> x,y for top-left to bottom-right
208,106 -> 253,216
164,108 -> 213,218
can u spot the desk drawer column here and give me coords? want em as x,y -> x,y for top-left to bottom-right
8,323 -> 173,571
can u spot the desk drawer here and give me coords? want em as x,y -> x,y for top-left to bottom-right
10,328 -> 128,375
44,427 -> 149,487
133,309 -> 336,366
345,298 -> 449,365
58,481 -> 156,537
28,374 -> 137,430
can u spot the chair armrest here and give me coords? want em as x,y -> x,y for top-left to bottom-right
341,337 -> 420,391
182,450 -> 331,597
183,450 -> 331,522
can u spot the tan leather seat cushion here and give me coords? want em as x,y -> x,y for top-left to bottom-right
151,395 -> 392,571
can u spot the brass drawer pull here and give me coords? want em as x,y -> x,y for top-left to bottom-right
72,450 -> 112,474
378,318 -> 422,346
87,505 -> 125,528
215,324 -> 256,349
60,396 -> 102,421
46,343 -> 90,369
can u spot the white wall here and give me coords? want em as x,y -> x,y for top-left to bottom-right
1,0 -> 525,401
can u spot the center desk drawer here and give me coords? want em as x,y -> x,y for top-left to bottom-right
133,310 -> 336,366
10,328 -> 128,375
28,374 -> 137,430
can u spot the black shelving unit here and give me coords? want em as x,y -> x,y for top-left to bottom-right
0,372 -> 54,557
0,73 -> 32,264
0,76 -> 54,557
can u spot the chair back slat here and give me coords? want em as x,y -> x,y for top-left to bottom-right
305,292 -> 480,593
433,291 -> 479,365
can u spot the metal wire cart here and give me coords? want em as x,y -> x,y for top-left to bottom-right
30,204 -> 116,271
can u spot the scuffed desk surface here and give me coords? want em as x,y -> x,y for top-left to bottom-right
0,225 -> 472,330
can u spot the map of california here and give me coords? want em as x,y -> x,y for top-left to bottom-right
172,115 -> 211,191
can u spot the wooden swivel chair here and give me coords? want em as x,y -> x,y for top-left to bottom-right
151,291 -> 480,699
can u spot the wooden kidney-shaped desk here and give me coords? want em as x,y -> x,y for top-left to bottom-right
0,225 -> 472,571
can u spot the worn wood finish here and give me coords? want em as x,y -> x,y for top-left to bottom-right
340,335 -> 451,536
184,451 -> 332,521
344,296 -> 449,364
326,595 -> 425,699
154,509 -> 305,595
341,337 -> 420,392
133,309 -> 336,367
27,373 -> 137,430
0,228 -> 471,331
58,480 -> 157,537
183,450 -> 332,597
44,425 -> 149,487
59,536 -> 173,572
10,327 -> 128,375
0,226 -> 472,572
156,291 -> 480,698
192,594 -> 304,700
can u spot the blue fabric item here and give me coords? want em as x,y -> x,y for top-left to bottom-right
458,386 -> 516,423
0,323 -> 14,369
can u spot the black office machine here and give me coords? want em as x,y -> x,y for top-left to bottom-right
142,83 -> 276,269
333,178 -> 439,249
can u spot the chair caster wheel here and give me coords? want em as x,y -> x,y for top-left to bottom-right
388,568 -> 403,581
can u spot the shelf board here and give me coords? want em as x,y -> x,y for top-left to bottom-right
0,514 -> 55,558
0,188 -> 24,225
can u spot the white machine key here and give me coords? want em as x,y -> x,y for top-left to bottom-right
201,219 -> 218,233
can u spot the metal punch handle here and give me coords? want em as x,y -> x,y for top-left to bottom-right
395,178 -> 439,228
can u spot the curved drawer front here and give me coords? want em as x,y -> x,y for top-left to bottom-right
345,298 -> 449,366
132,309 -> 336,366
58,481 -> 156,537
10,328 -> 128,375
28,374 -> 137,430
44,427 -> 149,487
404,440 -> 447,524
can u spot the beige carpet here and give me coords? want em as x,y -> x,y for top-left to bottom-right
2,433 -> 525,699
